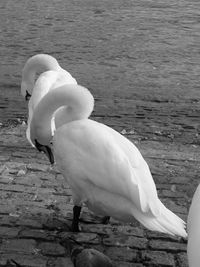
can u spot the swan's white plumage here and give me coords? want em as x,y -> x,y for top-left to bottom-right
21,54 -> 77,146
30,84 -> 187,238
187,184 -> 200,267
54,119 -> 186,236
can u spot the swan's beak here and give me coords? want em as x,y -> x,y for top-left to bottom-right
35,139 -> 54,164
25,90 -> 31,101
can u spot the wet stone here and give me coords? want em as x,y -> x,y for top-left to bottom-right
0,254 -> 47,267
0,155 -> 10,161
149,240 -> 186,252
63,232 -> 100,245
176,253 -> 188,267
113,225 -> 144,237
113,262 -> 145,267
142,250 -> 175,266
38,242 -> 66,256
27,163 -> 51,172
105,247 -> 138,262
16,217 -> 43,229
146,231 -> 181,242
81,223 -> 114,235
19,229 -> 56,241
46,257 -> 74,267
103,234 -> 147,249
0,239 -> 37,254
0,226 -> 19,238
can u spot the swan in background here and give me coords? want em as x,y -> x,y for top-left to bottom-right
21,54 -> 77,146
21,54 -> 77,99
187,184 -> 200,267
30,84 -> 187,236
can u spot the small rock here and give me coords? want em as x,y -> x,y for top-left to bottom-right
75,248 -> 113,267
121,129 -> 127,135
63,238 -> 113,267
171,185 -> 176,192
17,169 -> 26,176
9,213 -> 20,218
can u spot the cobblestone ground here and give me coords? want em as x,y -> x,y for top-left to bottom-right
1,112 -> 199,267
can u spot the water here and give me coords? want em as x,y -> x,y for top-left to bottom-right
0,0 -> 200,124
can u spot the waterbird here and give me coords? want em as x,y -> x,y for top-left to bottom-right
61,237 -> 113,267
21,53 -> 77,146
30,83 -> 187,237
187,183 -> 200,267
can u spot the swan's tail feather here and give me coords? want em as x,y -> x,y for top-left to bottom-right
133,201 -> 187,238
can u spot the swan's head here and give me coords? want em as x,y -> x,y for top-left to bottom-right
30,114 -> 54,164
35,139 -> 54,164
21,53 -> 60,101
21,81 -> 32,101
29,83 -> 94,165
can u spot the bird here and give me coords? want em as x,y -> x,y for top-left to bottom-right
61,237 -> 113,267
21,54 -> 77,146
187,184 -> 200,267
29,83 -> 187,237
21,53 -> 77,100
74,249 -> 113,267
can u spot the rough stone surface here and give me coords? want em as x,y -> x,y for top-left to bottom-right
176,253 -> 188,267
0,120 -> 192,266
142,250 -> 175,266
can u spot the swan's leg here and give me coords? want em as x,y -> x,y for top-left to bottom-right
71,205 -> 81,232
102,216 -> 110,224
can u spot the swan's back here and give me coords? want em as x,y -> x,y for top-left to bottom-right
57,68 -> 77,85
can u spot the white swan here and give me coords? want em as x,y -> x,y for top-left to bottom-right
187,184 -> 200,267
21,54 -> 77,146
21,54 -> 77,99
30,84 -> 187,236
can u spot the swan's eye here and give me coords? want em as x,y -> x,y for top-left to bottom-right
25,90 -> 31,101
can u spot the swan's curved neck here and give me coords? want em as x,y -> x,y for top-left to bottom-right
30,84 -> 94,146
22,54 -> 60,88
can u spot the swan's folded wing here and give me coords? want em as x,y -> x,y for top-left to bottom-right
55,120 -> 160,216
82,136 -> 159,216
100,122 -> 161,217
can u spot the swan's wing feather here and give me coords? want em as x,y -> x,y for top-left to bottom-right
54,120 -> 159,216
100,122 -> 160,216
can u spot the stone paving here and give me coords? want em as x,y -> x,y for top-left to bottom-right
1,117 -> 198,267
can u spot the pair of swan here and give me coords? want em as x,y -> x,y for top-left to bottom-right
21,55 -> 187,238
24,74 -> 186,237
21,54 -> 77,146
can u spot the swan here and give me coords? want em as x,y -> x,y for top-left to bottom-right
21,54 -> 77,146
187,184 -> 200,267
21,54 -> 77,99
29,84 -> 187,236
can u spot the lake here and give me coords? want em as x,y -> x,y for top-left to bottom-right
0,0 -> 200,135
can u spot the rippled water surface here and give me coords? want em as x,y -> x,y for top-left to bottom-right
0,0 -> 200,121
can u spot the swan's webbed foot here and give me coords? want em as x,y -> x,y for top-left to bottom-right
101,216 -> 110,224
71,205 -> 82,232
